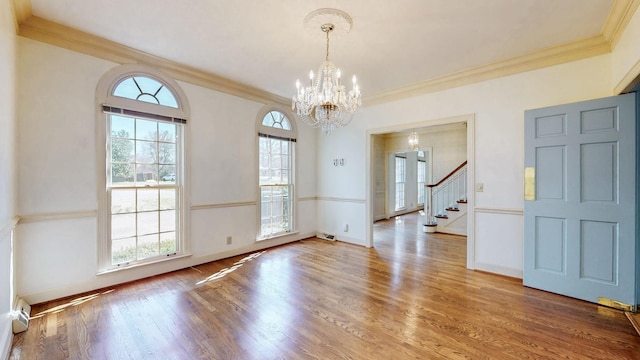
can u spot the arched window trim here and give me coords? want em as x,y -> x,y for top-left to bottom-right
98,65 -> 190,120
256,106 -> 297,139
96,64 -> 191,273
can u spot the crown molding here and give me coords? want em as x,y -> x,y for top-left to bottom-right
18,15 -> 290,106
602,0 -> 640,48
12,1 -> 639,107
10,0 -> 31,32
364,35 -> 611,106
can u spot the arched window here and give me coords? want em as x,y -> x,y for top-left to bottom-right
257,109 -> 297,239
97,65 -> 189,272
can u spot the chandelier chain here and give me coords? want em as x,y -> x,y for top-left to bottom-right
325,25 -> 331,61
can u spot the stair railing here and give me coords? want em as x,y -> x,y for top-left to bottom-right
426,161 -> 467,225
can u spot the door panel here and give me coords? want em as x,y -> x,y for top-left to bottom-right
524,93 -> 636,309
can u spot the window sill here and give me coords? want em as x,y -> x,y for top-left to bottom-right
97,253 -> 192,275
256,231 -> 299,242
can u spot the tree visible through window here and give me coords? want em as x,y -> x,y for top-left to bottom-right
258,110 -> 296,239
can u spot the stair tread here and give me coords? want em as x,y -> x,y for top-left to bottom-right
457,200 -> 467,203
446,208 -> 460,211
435,215 -> 449,219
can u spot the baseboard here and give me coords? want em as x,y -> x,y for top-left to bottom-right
625,312 -> 640,337
0,320 -> 12,360
336,235 -> 366,247
19,231 -> 316,305
474,261 -> 523,279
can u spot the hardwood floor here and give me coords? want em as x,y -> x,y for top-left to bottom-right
10,213 -> 640,359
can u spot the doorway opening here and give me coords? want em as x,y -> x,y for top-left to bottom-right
366,114 -> 476,270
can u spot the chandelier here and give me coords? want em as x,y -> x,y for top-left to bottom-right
408,131 -> 420,151
292,9 -> 362,134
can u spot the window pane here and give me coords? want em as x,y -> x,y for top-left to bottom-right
160,167 -> 176,183
111,116 -> 134,138
137,234 -> 159,260
112,189 -> 136,214
134,77 -> 162,98
136,119 -> 158,141
156,87 -> 178,108
112,213 -> 136,239
113,76 -> 178,108
262,111 -> 291,130
135,164 -> 158,185
159,123 -> 176,143
137,93 -> 159,105
137,188 -> 159,212
113,78 -> 140,100
160,210 -> 176,232
160,189 -> 176,210
160,232 -> 177,254
159,143 -> 176,164
112,138 -> 135,162
112,237 -> 136,264
136,140 -> 157,164
111,163 -> 134,185
138,211 -> 159,236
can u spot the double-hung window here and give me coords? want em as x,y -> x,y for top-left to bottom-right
395,155 -> 406,211
258,110 -> 296,239
417,159 -> 426,206
98,68 -> 189,271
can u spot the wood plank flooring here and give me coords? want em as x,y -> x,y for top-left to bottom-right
10,213 -> 640,359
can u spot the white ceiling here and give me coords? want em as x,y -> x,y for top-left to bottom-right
29,0 -> 614,100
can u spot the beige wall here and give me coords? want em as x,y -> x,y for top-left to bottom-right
0,0 -> 17,357
317,53 -> 614,278
14,38 -> 318,304
10,4 -> 640,310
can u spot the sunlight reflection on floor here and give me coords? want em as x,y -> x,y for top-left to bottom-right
196,250 -> 266,285
31,289 -> 115,319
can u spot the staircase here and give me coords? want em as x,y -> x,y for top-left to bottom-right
424,161 -> 468,235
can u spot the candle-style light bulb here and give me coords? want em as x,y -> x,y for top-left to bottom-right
296,79 -> 300,89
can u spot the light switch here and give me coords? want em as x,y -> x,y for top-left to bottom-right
475,183 -> 484,192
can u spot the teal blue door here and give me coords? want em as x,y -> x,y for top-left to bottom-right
524,93 -> 637,311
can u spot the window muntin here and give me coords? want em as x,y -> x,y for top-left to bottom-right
107,114 -> 182,266
418,160 -> 426,206
261,110 -> 292,130
113,76 -> 178,108
395,156 -> 406,211
258,110 -> 295,239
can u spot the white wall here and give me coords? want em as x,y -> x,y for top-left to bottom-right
15,38 -> 317,304
318,54 -> 613,273
0,0 -> 16,358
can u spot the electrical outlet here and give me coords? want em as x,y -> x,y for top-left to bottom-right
226,236 -> 232,245
344,224 -> 349,232
476,183 -> 484,192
